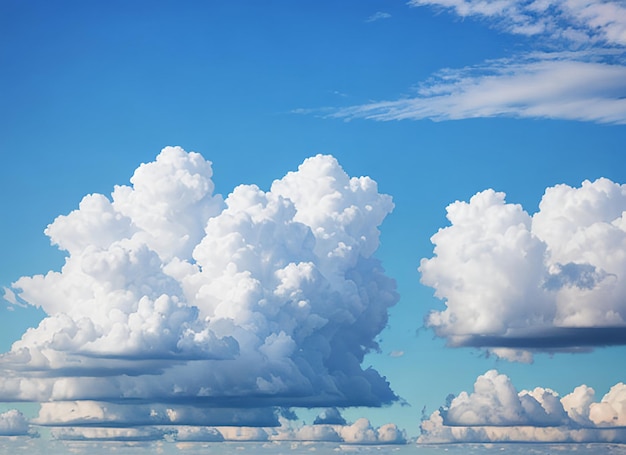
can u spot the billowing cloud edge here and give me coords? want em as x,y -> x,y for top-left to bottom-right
419,177 -> 626,361
419,370 -> 626,444
0,146 -> 398,425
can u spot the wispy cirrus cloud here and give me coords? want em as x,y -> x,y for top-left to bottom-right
408,0 -> 626,46
316,1 -> 626,124
330,52 -> 626,124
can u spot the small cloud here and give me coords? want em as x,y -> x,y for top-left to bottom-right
0,409 -> 34,437
271,417 -> 406,444
389,350 -> 404,358
313,408 -> 346,425
331,90 -> 348,98
366,12 -> 391,23
2,287 -> 26,309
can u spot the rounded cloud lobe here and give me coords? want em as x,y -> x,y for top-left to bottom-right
2,147 -> 398,423
420,178 -> 626,360
420,370 -> 626,444
0,410 -> 31,436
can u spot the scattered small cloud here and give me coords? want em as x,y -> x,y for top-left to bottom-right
2,287 -> 26,309
272,417 -> 406,444
420,370 -> 626,443
366,12 -> 392,23
0,409 -> 34,437
419,178 -> 626,361
48,417 -> 407,445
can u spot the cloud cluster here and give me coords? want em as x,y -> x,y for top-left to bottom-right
50,417 -> 406,445
419,370 -> 626,443
419,178 -> 626,361
271,417 -> 405,444
2,147 -> 398,425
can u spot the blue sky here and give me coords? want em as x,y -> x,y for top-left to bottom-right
1,0 -> 626,452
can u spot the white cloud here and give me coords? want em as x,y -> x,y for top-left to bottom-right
173,426 -> 224,442
366,12 -> 392,23
1,147 -> 398,425
331,53 -> 626,124
33,401 -> 279,427
270,417 -> 406,444
419,178 -> 626,360
315,1 -> 626,124
408,0 -> 626,46
313,407 -> 346,425
419,370 -> 626,443
51,426 -> 168,442
0,410 -> 31,436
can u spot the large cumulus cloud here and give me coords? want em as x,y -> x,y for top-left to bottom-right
2,147 -> 398,425
419,370 -> 626,444
420,178 -> 626,361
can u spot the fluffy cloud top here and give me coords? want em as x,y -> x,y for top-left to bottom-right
409,0 -> 626,46
2,147 -> 398,423
419,178 -> 626,361
419,370 -> 626,444
0,410 -> 31,436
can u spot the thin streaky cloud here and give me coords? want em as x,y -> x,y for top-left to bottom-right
329,53 -> 626,124
366,11 -> 392,23
408,0 -> 626,46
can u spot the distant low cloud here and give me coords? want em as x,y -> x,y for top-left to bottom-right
0,409 -> 32,437
313,407 -> 346,425
420,178 -> 626,361
330,53 -> 626,124
366,12 -> 391,23
2,147 -> 398,426
420,370 -> 626,443
51,426 -> 168,442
